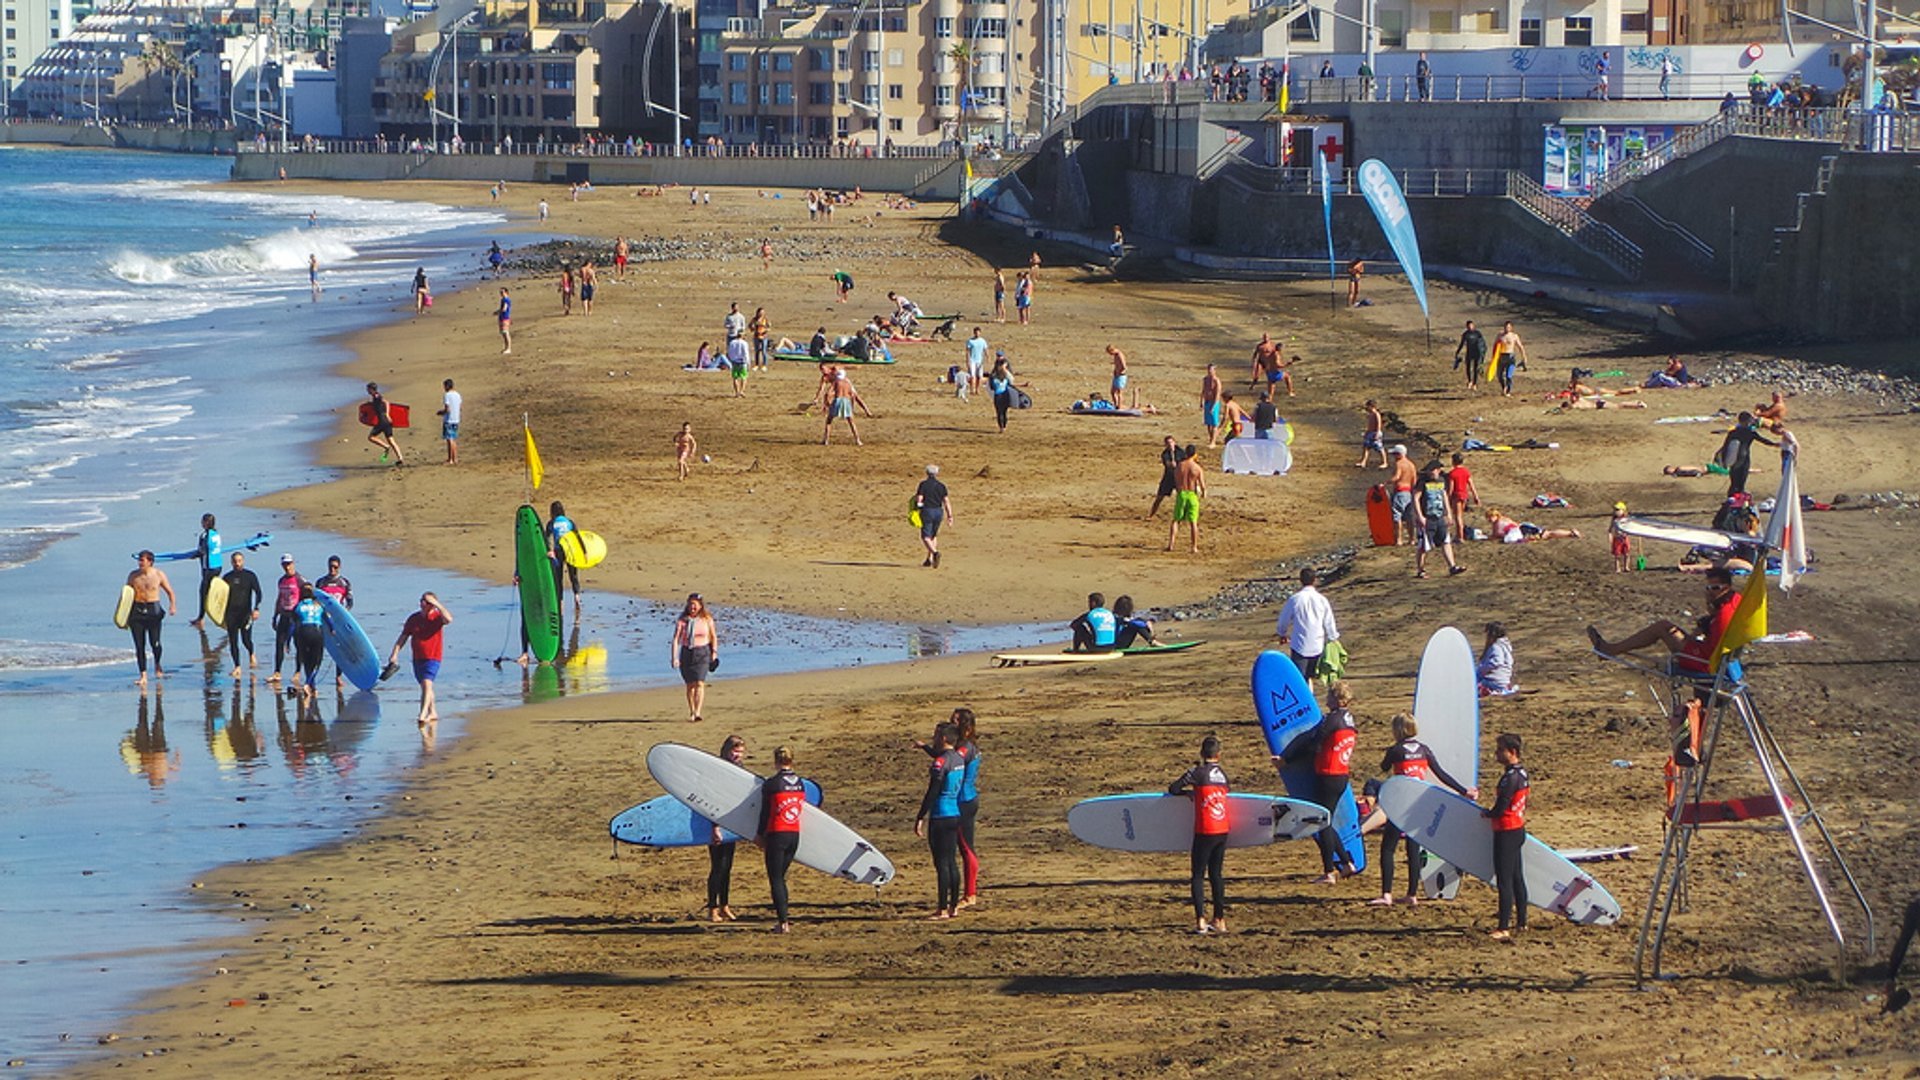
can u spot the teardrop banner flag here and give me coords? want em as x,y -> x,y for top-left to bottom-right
1355,158 -> 1430,320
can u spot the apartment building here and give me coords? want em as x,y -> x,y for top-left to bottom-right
715,0 -> 1038,148
4,0 -> 76,110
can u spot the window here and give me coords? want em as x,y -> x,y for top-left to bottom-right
977,51 -> 1003,74
934,84 -> 952,105
1289,9 -> 1320,40
861,82 -> 879,105
810,116 -> 829,139
836,81 -> 849,103
727,53 -> 746,71
888,117 -> 903,131
835,48 -> 847,70
965,17 -> 1007,38
809,81 -> 831,104
1620,11 -> 1649,31
1081,21 -> 1105,37
758,52 -> 769,70
887,82 -> 902,99
758,82 -> 769,104
773,53 -> 793,71
729,82 -> 746,103
836,116 -> 849,137
774,82 -> 793,104
975,85 -> 1005,105
1378,8 -> 1404,46
935,16 -> 953,37
861,49 -> 877,70
886,47 -> 902,67
1428,10 -> 1454,32
808,47 -> 830,70
1518,16 -> 1542,44
1562,15 -> 1592,45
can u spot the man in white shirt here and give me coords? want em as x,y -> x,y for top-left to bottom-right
1273,567 -> 1338,679
963,328 -> 989,397
723,301 -> 747,343
437,378 -> 462,465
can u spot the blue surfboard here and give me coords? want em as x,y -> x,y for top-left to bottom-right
1251,650 -> 1366,872
313,589 -> 380,691
610,779 -> 823,847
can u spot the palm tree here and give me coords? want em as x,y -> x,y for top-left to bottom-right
947,40 -> 975,143
138,38 -> 182,123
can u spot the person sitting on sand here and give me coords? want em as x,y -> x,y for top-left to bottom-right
1755,390 -> 1788,432
1484,508 -> 1580,543
1112,595 -> 1159,649
1477,621 -> 1517,696
1587,566 -> 1740,676
1069,593 -> 1117,651
1644,355 -> 1705,389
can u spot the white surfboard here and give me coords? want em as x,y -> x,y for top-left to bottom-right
1410,626 -> 1482,900
1378,776 -> 1621,926
1068,792 -> 1328,852
1616,516 -> 1748,551
645,743 -> 894,886
993,650 -> 1125,667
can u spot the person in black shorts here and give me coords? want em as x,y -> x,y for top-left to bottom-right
914,464 -> 952,568
1148,435 -> 1179,518
365,382 -> 405,467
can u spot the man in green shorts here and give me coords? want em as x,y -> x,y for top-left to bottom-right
1166,445 -> 1206,554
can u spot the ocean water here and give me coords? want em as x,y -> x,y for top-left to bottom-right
0,149 -> 1045,1073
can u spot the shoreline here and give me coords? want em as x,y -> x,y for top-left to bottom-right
56,177 -> 1920,1077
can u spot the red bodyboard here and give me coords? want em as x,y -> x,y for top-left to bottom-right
1366,484 -> 1398,547
358,402 -> 411,429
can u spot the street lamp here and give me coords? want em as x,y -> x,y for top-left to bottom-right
426,8 -> 480,149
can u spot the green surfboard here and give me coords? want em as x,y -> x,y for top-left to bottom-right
1119,640 -> 1206,656
516,505 -> 562,664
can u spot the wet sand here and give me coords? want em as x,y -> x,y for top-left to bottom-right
62,180 -> 1920,1077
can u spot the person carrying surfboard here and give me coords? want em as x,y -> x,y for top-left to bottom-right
125,550 -> 177,689
364,383 -> 405,467
1371,714 -> 1476,907
189,513 -> 221,628
708,734 -> 747,923
1168,735 -> 1232,934
1492,322 -> 1528,397
546,502 -> 584,610
1484,733 -> 1531,940
757,745 -> 807,933
1275,681 -> 1361,884
290,583 -> 327,704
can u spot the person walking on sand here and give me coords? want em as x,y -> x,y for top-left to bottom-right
1371,713 -> 1476,907
1413,461 -> 1466,579
613,236 -> 629,280
125,550 -> 177,688
315,554 -> 355,689
749,306 -> 772,370
1148,435 -> 1180,518
1454,320 -> 1486,389
1485,733 -> 1530,940
914,721 -> 967,921
386,592 -> 452,727
987,353 -> 1018,434
1167,445 -> 1206,554
1169,735 -> 1232,934
496,287 -> 513,354
1494,322 -> 1528,396
964,327 -> 989,398
221,551 -> 262,679
1346,259 -> 1364,307
993,268 -> 1007,323
309,254 -> 321,302
488,240 -> 505,278
913,464 -> 953,568
757,745 -> 806,933
438,379 -> 461,465
1355,400 -> 1387,468
1250,333 -> 1292,397
557,264 -> 575,315
725,335 -> 751,398
538,198 -> 549,221
823,365 -> 873,446
671,593 -> 718,723
674,422 -> 698,481
267,554 -> 303,687
365,383 -> 405,467
1106,344 -> 1136,409
760,238 -> 773,270
578,259 -> 597,315
1276,681 -> 1361,884
1014,270 -> 1033,325
1201,364 -> 1224,447
1387,445 -> 1417,545
1273,567 -> 1338,681
1446,453 -> 1481,543
412,267 -> 430,314
706,733 -> 749,922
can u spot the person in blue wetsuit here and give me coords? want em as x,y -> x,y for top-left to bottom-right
914,722 -> 967,920
546,500 -> 583,611
1069,592 -> 1117,652
1370,713 -> 1476,907
917,709 -> 983,907
1169,735 -> 1231,934
1112,595 -> 1159,648
291,583 -> 327,706
190,513 -> 221,628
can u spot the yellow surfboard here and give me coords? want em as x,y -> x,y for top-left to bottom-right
113,584 -> 135,629
205,574 -> 230,629
1486,342 -> 1506,383
558,528 -> 607,569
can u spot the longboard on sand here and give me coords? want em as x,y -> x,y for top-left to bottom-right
515,505 -> 562,664
313,589 -> 380,691
1069,406 -> 1145,417
1252,650 -> 1366,872
611,779 -> 823,847
113,585 -> 135,629
1118,640 -> 1205,656
1410,626 -> 1482,900
1378,775 -> 1621,925
646,743 -> 893,885
1562,845 -> 1638,862
773,350 -> 894,365
1068,792 -> 1329,852
993,651 -> 1126,668
204,574 -> 230,630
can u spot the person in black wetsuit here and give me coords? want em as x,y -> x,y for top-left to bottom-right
1371,713 -> 1476,907
707,734 -> 747,922
914,721 -> 967,920
1278,681 -> 1361,884
1453,320 -> 1486,388
1147,435 -> 1179,518
1715,411 -> 1778,497
1887,894 -> 1920,1013
1169,735 -> 1232,934
756,745 -> 807,934
1484,732 -> 1531,940
221,551 -> 263,680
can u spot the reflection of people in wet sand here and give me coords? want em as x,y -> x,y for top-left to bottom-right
122,695 -> 179,788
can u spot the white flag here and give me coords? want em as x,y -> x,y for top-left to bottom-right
1764,452 -> 1808,591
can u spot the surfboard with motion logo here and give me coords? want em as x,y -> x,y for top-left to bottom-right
611,779 -> 823,848
1068,792 -> 1329,852
1410,626 -> 1481,900
113,585 -> 135,629
558,528 -> 607,569
515,505 -> 561,664
1251,650 -> 1366,872
313,589 -> 380,691
204,574 -> 231,630
139,531 -> 273,563
646,743 -> 893,885
1378,775 -> 1620,925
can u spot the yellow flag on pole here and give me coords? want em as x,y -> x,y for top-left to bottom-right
1712,569 -> 1768,671
524,420 -> 545,490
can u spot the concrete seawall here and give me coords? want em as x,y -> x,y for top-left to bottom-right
1,121 -> 237,154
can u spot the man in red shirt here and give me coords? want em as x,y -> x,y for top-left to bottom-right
386,592 -> 453,726
1586,567 -> 1740,674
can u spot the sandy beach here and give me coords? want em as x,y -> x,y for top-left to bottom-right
65,179 -> 1920,1077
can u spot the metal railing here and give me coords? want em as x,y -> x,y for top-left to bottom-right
1586,106 -> 1854,201
1249,72 -> 1836,105
1507,169 -> 1643,279
236,136 -> 959,159
1620,195 -> 1716,269
1214,158 -> 1512,197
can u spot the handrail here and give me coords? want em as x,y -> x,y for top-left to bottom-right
1508,170 -> 1644,280
1621,195 -> 1716,267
